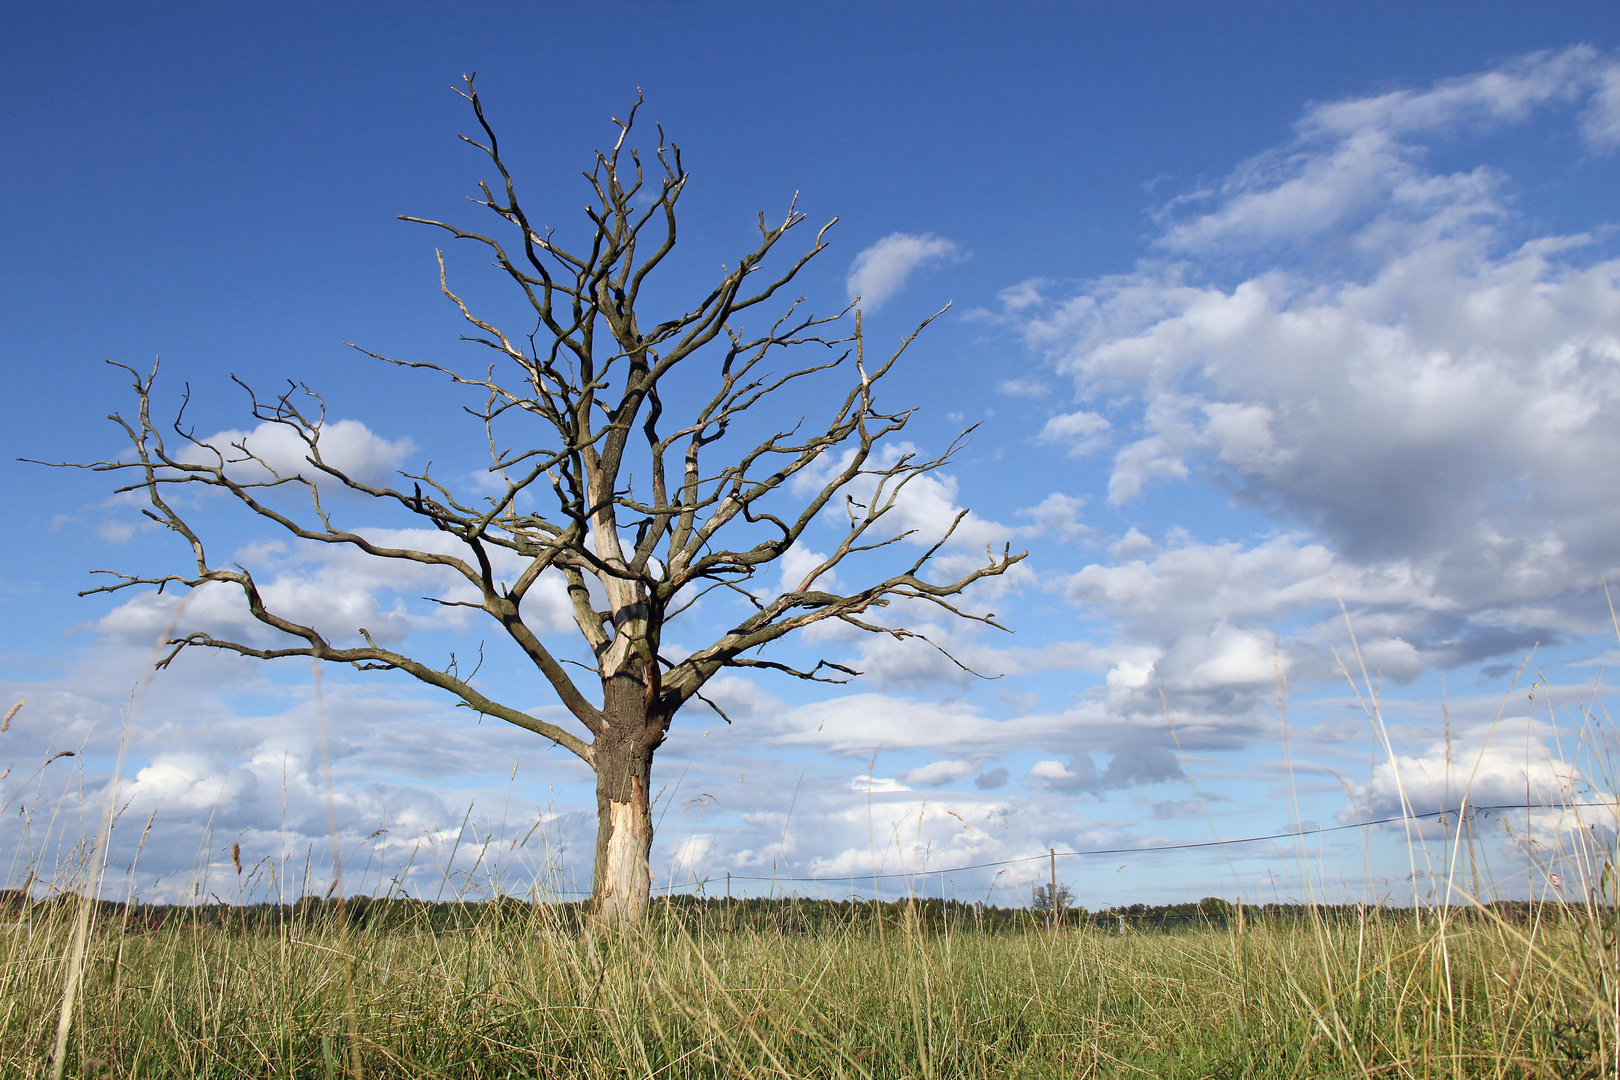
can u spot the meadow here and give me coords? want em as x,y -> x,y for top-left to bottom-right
0,891 -> 1613,1078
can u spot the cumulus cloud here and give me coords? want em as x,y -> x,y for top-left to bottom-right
0,649 -> 590,904
804,794 -> 1018,880
1015,493 -> 1094,543
1058,239 -> 1620,541
846,629 -> 979,690
97,527 -> 576,651
1348,717 -> 1592,822
846,232 -> 960,310
687,675 -> 783,724
900,759 -> 975,787
1338,715 -> 1617,882
185,418 -> 414,489
1030,748 -> 1184,793
1583,63 -> 1620,149
1021,49 -> 1620,561
791,441 -> 1017,555
998,377 -> 1051,397
1008,46 -> 1620,702
1157,46 -> 1618,254
1030,757 -> 1096,792
850,774 -> 910,794
1037,411 -> 1112,457
0,635 -> 1207,906
974,766 -> 1010,790
770,543 -> 837,597
771,693 -> 1067,755
1100,746 -> 1186,788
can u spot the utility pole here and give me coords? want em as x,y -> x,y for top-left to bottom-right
1049,849 -> 1059,932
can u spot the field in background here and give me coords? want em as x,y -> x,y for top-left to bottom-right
0,893 -> 1614,1078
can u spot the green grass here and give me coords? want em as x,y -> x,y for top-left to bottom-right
2,895 -> 1613,1078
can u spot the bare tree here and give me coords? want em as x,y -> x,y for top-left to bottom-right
56,79 -> 1024,925
1032,882 -> 1074,915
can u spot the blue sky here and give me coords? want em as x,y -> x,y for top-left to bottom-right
4,2 -> 1620,909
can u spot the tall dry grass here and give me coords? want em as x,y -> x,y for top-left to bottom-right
0,893 -> 1610,1078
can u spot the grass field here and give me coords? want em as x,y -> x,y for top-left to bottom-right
1,892 -> 1614,1079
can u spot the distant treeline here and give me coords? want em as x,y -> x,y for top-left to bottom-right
0,888 -> 1601,936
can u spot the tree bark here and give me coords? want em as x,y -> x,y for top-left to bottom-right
591,673 -> 660,926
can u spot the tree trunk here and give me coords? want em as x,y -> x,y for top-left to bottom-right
591,674 -> 658,926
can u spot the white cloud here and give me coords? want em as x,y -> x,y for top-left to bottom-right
1061,534 -> 1421,635
97,519 -> 139,543
974,766 -> 1009,790
771,543 -> 837,597
1053,532 -> 1501,712
998,377 -> 1051,397
850,774 -> 910,793
900,759 -> 975,787
687,675 -> 782,723
804,794 -> 1018,880
793,441 -> 1015,552
1058,241 -> 1620,531
1152,622 -> 1279,693
1304,46 -> 1607,142
1582,63 -> 1620,149
1340,716 -> 1617,878
1348,717 -> 1585,821
97,527 -> 576,650
1004,47 -> 1620,694
846,232 -> 960,310
1037,410 -> 1112,457
1030,758 -> 1081,781
0,647 -> 589,904
770,692 -> 1072,755
850,630 -> 979,690
1015,493 -> 1093,543
1110,528 -> 1156,560
0,637 -> 1202,906
1028,748 -> 1183,793
997,279 -> 1047,312
666,834 -> 714,879
1158,47 -> 1617,254
185,418 -> 415,490
877,470 -> 1010,551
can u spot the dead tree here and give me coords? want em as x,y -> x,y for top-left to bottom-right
56,80 -> 1025,925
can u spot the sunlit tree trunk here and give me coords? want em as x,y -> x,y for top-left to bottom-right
590,672 -> 661,925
